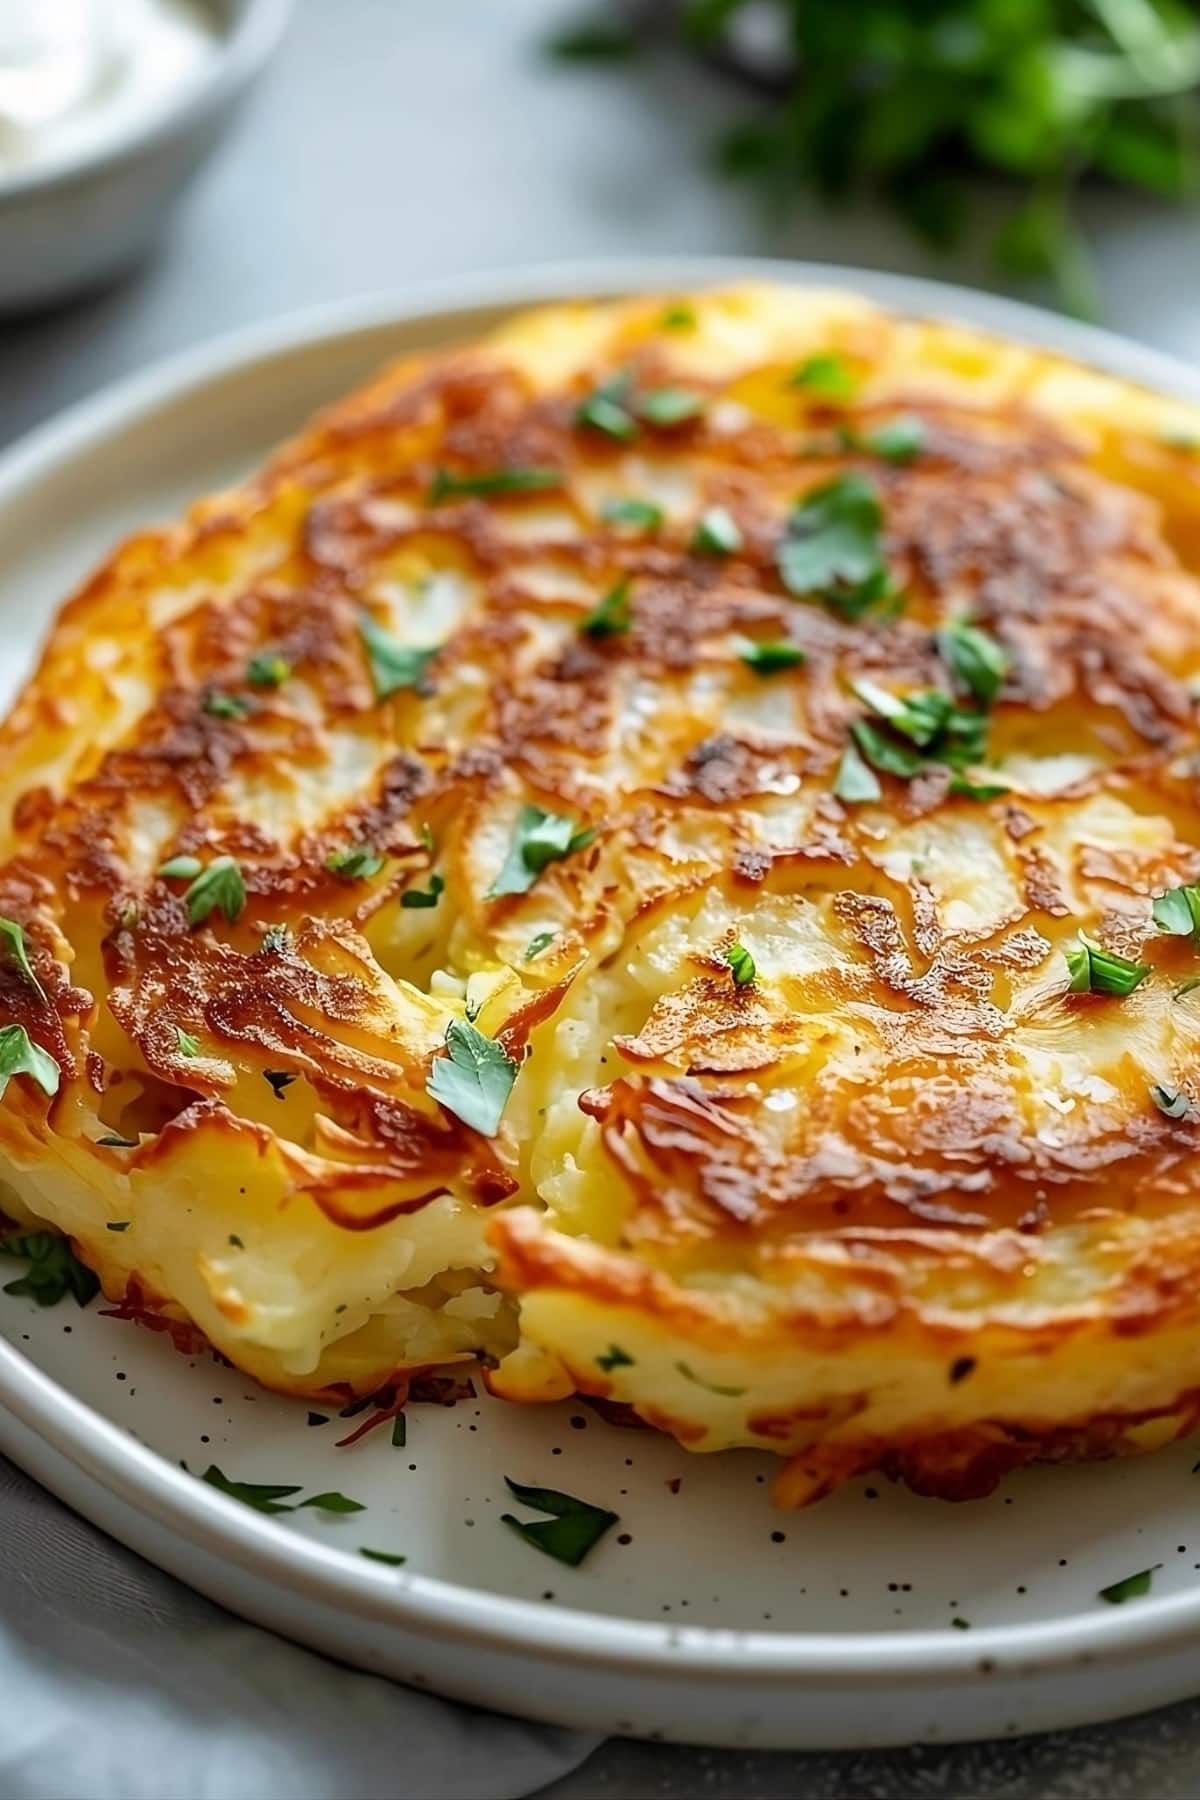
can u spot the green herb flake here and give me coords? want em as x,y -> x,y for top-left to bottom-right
724,942 -> 756,987
1151,1083 -> 1193,1119
105,1221 -> 131,1232
488,805 -> 596,898
849,718 -> 925,780
691,505 -> 743,557
429,466 -> 562,503
1065,937 -> 1151,999
307,1412 -> 329,1427
359,1547 -> 407,1566
202,691 -> 251,720
1099,1566 -> 1158,1605
865,415 -> 927,463
951,1617 -> 971,1631
184,856 -> 246,927
675,1360 -> 747,1398
201,1466 -> 304,1515
1153,884 -> 1200,940
790,352 -> 856,402
576,373 -> 638,442
601,496 -> 664,531
524,930 -> 556,961
228,1234 -> 244,1249
263,1069 -> 296,1099
358,614 -> 440,701
260,924 -> 290,956
97,1133 -> 138,1149
0,1024 -> 59,1103
638,386 -> 704,428
580,579 -> 632,639
738,638 -> 805,676
937,618 -> 1010,706
298,1490 -> 366,1515
851,680 -> 989,773
0,1231 -> 98,1307
158,854 -> 203,881
777,473 -> 886,612
175,1028 -> 201,1059
246,653 -> 291,689
660,305 -> 696,332
500,1477 -> 618,1567
547,18 -> 637,59
948,776 -> 1010,802
391,1414 -> 407,1449
426,1018 -> 519,1138
400,872 -> 445,910
0,917 -> 46,1003
596,1344 -> 634,1371
834,739 -> 882,804
325,845 -> 386,882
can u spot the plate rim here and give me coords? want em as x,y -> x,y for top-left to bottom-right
4,251 -> 1200,1689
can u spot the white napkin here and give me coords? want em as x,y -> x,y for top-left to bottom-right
0,1457 -> 596,1800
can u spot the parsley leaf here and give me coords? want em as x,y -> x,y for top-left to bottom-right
1,1231 -> 98,1307
638,386 -> 704,427
97,1133 -> 138,1149
524,930 -> 556,961
202,691 -> 252,720
576,375 -> 637,441
488,805 -> 595,898
326,845 -> 386,882
580,579 -> 632,639
675,1360 -> 747,1398
937,618 -> 1010,705
1065,937 -> 1151,998
691,505 -> 742,556
1153,884 -> 1200,940
660,304 -> 695,331
834,739 -> 882,804
0,917 -> 45,1003
852,680 -> 989,772
724,942 -> 756,986
601,496 -> 663,531
500,1477 -> 618,1567
175,1027 -> 201,1058
359,615 -> 439,700
360,1547 -> 407,1566
738,638 -> 805,675
426,1018 -> 519,1137
596,1344 -> 634,1371
391,1414 -> 407,1448
791,352 -> 856,401
777,473 -> 886,611
864,415 -> 926,463
400,872 -> 444,910
0,1024 -> 59,1103
158,854 -> 203,880
106,1220 -> 131,1231
246,653 -> 291,689
201,1466 -> 304,1514
1099,1566 -> 1158,1605
298,1491 -> 366,1515
184,856 -> 246,927
429,466 -> 562,502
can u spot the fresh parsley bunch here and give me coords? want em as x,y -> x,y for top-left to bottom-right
555,0 -> 1200,314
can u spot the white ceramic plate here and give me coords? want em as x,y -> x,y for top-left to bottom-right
4,259 -> 1200,1751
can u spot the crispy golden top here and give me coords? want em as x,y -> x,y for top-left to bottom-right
6,284 -> 1200,1332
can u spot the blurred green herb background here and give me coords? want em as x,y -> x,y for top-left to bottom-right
551,0 -> 1200,315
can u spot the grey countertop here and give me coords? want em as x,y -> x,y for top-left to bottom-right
3,2 -> 1200,1794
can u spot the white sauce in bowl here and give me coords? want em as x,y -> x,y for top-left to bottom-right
0,0 -> 217,178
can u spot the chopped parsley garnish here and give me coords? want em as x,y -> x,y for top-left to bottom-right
97,1133 -> 138,1149
596,1344 -> 634,1371
849,718 -> 925,779
638,386 -> 704,427
326,845 -> 386,881
0,1024 -> 59,1103
1065,937 -> 1151,998
0,917 -> 46,1003
488,805 -> 595,898
391,1414 -> 407,1448
429,466 -> 562,502
400,872 -> 444,909
260,924 -> 290,955
675,1360 -> 747,1398
937,618 -> 1010,706
1,1230 -> 98,1307
834,739 -> 882,804
524,930 -> 556,961
738,638 -> 805,675
1151,1082 -> 1193,1119
1099,1566 -> 1158,1605
202,691 -> 251,720
951,1617 -> 971,1631
228,1234 -> 244,1248
246,652 -> 291,689
691,505 -> 743,556
359,1547 -> 407,1566
299,1491 -> 366,1515
777,473 -> 887,615
790,352 -> 856,401
184,856 -> 246,927
106,1221 -> 131,1232
426,1018 -> 519,1138
199,1466 -> 363,1516
660,304 -> 696,331
852,679 -> 989,772
500,1477 -> 618,1567
1153,884 -> 1200,941
175,1028 -> 201,1058
263,1069 -> 296,1099
358,615 -> 439,700
307,1412 -> 329,1427
724,943 -> 756,987
948,775 -> 1010,801
601,496 -> 663,531
864,415 -> 926,463
580,579 -> 632,639
158,854 -> 203,880
576,375 -> 637,442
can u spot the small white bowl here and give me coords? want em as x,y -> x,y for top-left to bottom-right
0,0 -> 291,314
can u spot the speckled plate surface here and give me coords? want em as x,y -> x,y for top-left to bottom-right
5,259 -> 1200,1749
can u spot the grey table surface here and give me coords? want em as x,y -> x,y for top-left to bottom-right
3,2 -> 1200,1795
